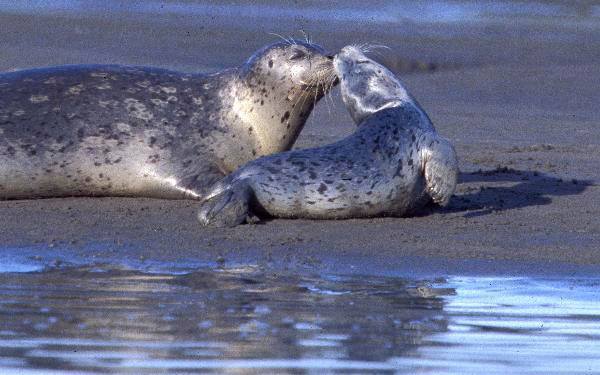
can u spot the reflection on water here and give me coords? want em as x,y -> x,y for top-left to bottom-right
0,266 -> 598,374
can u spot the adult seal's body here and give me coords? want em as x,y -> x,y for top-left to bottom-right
0,40 -> 335,199
198,46 -> 458,226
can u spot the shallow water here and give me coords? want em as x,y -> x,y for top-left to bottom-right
0,265 -> 598,374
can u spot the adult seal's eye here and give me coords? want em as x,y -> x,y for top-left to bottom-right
289,49 -> 306,60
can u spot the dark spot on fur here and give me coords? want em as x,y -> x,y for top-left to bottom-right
309,170 -> 317,179
268,60 -> 273,68
280,111 -> 290,123
317,183 -> 327,194
394,161 -> 404,177
265,166 -> 279,174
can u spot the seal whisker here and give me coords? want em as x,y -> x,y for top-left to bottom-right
350,43 -> 364,52
316,74 -> 332,117
293,87 -> 313,116
302,77 -> 319,112
293,79 -> 312,107
326,73 -> 338,116
357,42 -> 370,52
268,32 -> 292,45
370,43 -> 392,51
300,29 -> 312,45
322,73 -> 337,117
294,75 -> 319,111
322,76 -> 331,115
325,68 -> 337,98
312,74 -> 324,115
360,43 -> 392,57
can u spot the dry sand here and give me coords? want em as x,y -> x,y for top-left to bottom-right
0,3 -> 598,277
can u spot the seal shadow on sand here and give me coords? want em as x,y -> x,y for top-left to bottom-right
430,167 -> 592,218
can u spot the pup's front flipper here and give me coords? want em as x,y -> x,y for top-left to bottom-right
198,180 -> 252,227
421,133 -> 459,206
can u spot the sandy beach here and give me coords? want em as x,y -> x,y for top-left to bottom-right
0,1 -> 599,277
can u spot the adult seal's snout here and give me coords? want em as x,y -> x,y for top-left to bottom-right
0,40 -> 337,199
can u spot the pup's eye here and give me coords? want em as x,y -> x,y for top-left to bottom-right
289,49 -> 306,60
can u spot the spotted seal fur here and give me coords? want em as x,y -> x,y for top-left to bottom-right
0,40 -> 335,199
198,45 -> 458,226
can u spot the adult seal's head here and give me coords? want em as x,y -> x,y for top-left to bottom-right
198,45 -> 459,227
244,40 -> 335,91
223,40 -> 337,167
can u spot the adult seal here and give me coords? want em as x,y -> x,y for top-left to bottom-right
198,45 -> 458,226
0,40 -> 336,199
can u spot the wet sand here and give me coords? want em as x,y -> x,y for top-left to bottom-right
0,2 -> 599,277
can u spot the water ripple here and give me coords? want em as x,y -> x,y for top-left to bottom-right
0,266 -> 597,373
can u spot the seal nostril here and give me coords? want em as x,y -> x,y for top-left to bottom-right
326,54 -> 335,60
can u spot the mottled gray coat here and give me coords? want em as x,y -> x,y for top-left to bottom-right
0,41 -> 334,199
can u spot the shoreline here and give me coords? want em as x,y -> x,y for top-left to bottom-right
3,239 -> 600,279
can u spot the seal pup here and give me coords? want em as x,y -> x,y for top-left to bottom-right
198,45 -> 458,226
0,40 -> 336,199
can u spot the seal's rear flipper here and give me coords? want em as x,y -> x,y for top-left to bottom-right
422,134 -> 459,206
198,181 -> 252,227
